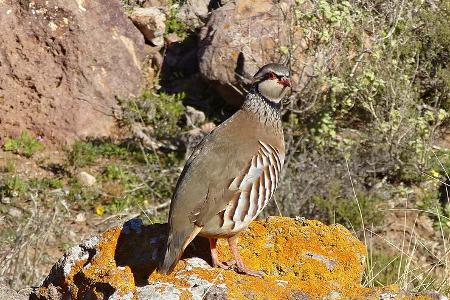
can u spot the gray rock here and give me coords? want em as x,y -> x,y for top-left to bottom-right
75,212 -> 86,223
129,7 -> 166,47
185,106 -> 206,127
76,171 -> 96,187
110,291 -> 134,300
137,283 -> 181,300
1,197 -> 11,204
7,207 -> 22,218
177,0 -> 209,29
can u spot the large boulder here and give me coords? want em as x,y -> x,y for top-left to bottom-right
29,217 -> 444,299
198,0 -> 314,105
0,0 -> 146,145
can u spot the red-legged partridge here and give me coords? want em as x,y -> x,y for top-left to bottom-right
159,63 -> 291,277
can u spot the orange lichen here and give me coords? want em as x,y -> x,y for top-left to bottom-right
207,218 -> 368,299
38,217 -> 437,300
144,218 -> 372,299
64,227 -> 138,299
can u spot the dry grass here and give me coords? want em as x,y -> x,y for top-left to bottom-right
352,150 -> 450,295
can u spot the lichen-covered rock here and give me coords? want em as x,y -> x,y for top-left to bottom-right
0,0 -> 145,145
30,217 -> 445,300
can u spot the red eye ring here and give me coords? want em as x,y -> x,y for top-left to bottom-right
266,72 -> 277,80
278,78 -> 291,87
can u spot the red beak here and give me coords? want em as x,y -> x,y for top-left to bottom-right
279,78 -> 291,87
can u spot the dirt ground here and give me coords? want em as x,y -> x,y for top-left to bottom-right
0,148 -> 168,289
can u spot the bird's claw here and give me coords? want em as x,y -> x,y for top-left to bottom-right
224,260 -> 236,267
213,260 -> 236,270
235,266 -> 265,278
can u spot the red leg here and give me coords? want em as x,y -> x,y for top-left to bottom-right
227,235 -> 264,278
209,238 -> 230,269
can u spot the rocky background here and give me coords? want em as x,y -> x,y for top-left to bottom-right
0,0 -> 449,298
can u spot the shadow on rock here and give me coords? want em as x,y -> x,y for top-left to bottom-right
114,218 -> 210,286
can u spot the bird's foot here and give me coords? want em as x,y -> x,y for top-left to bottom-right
212,259 -> 236,269
234,265 -> 265,278
212,260 -> 231,270
213,259 -> 263,277
224,260 -> 236,267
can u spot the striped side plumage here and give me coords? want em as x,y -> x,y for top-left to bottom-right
221,141 -> 285,233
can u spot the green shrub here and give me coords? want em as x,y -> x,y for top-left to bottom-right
277,0 -> 450,218
121,91 -> 186,140
1,176 -> 28,196
311,183 -> 385,231
3,131 -> 44,158
67,140 -> 131,168
165,3 -> 188,40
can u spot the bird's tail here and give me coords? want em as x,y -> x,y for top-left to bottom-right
158,226 -> 202,275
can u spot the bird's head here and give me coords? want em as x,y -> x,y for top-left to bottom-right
253,63 -> 291,103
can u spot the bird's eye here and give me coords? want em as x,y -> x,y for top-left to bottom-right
265,72 -> 277,80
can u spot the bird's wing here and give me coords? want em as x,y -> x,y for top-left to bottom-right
189,140 -> 285,228
168,112 -> 283,230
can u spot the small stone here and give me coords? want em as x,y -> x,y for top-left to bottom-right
200,122 -> 216,134
1,197 -> 11,204
77,171 -> 96,186
151,36 -> 164,47
75,213 -> 86,223
185,106 -> 206,127
69,230 -> 77,240
129,7 -> 166,47
165,32 -> 180,44
8,207 -> 22,218
48,21 -> 58,31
